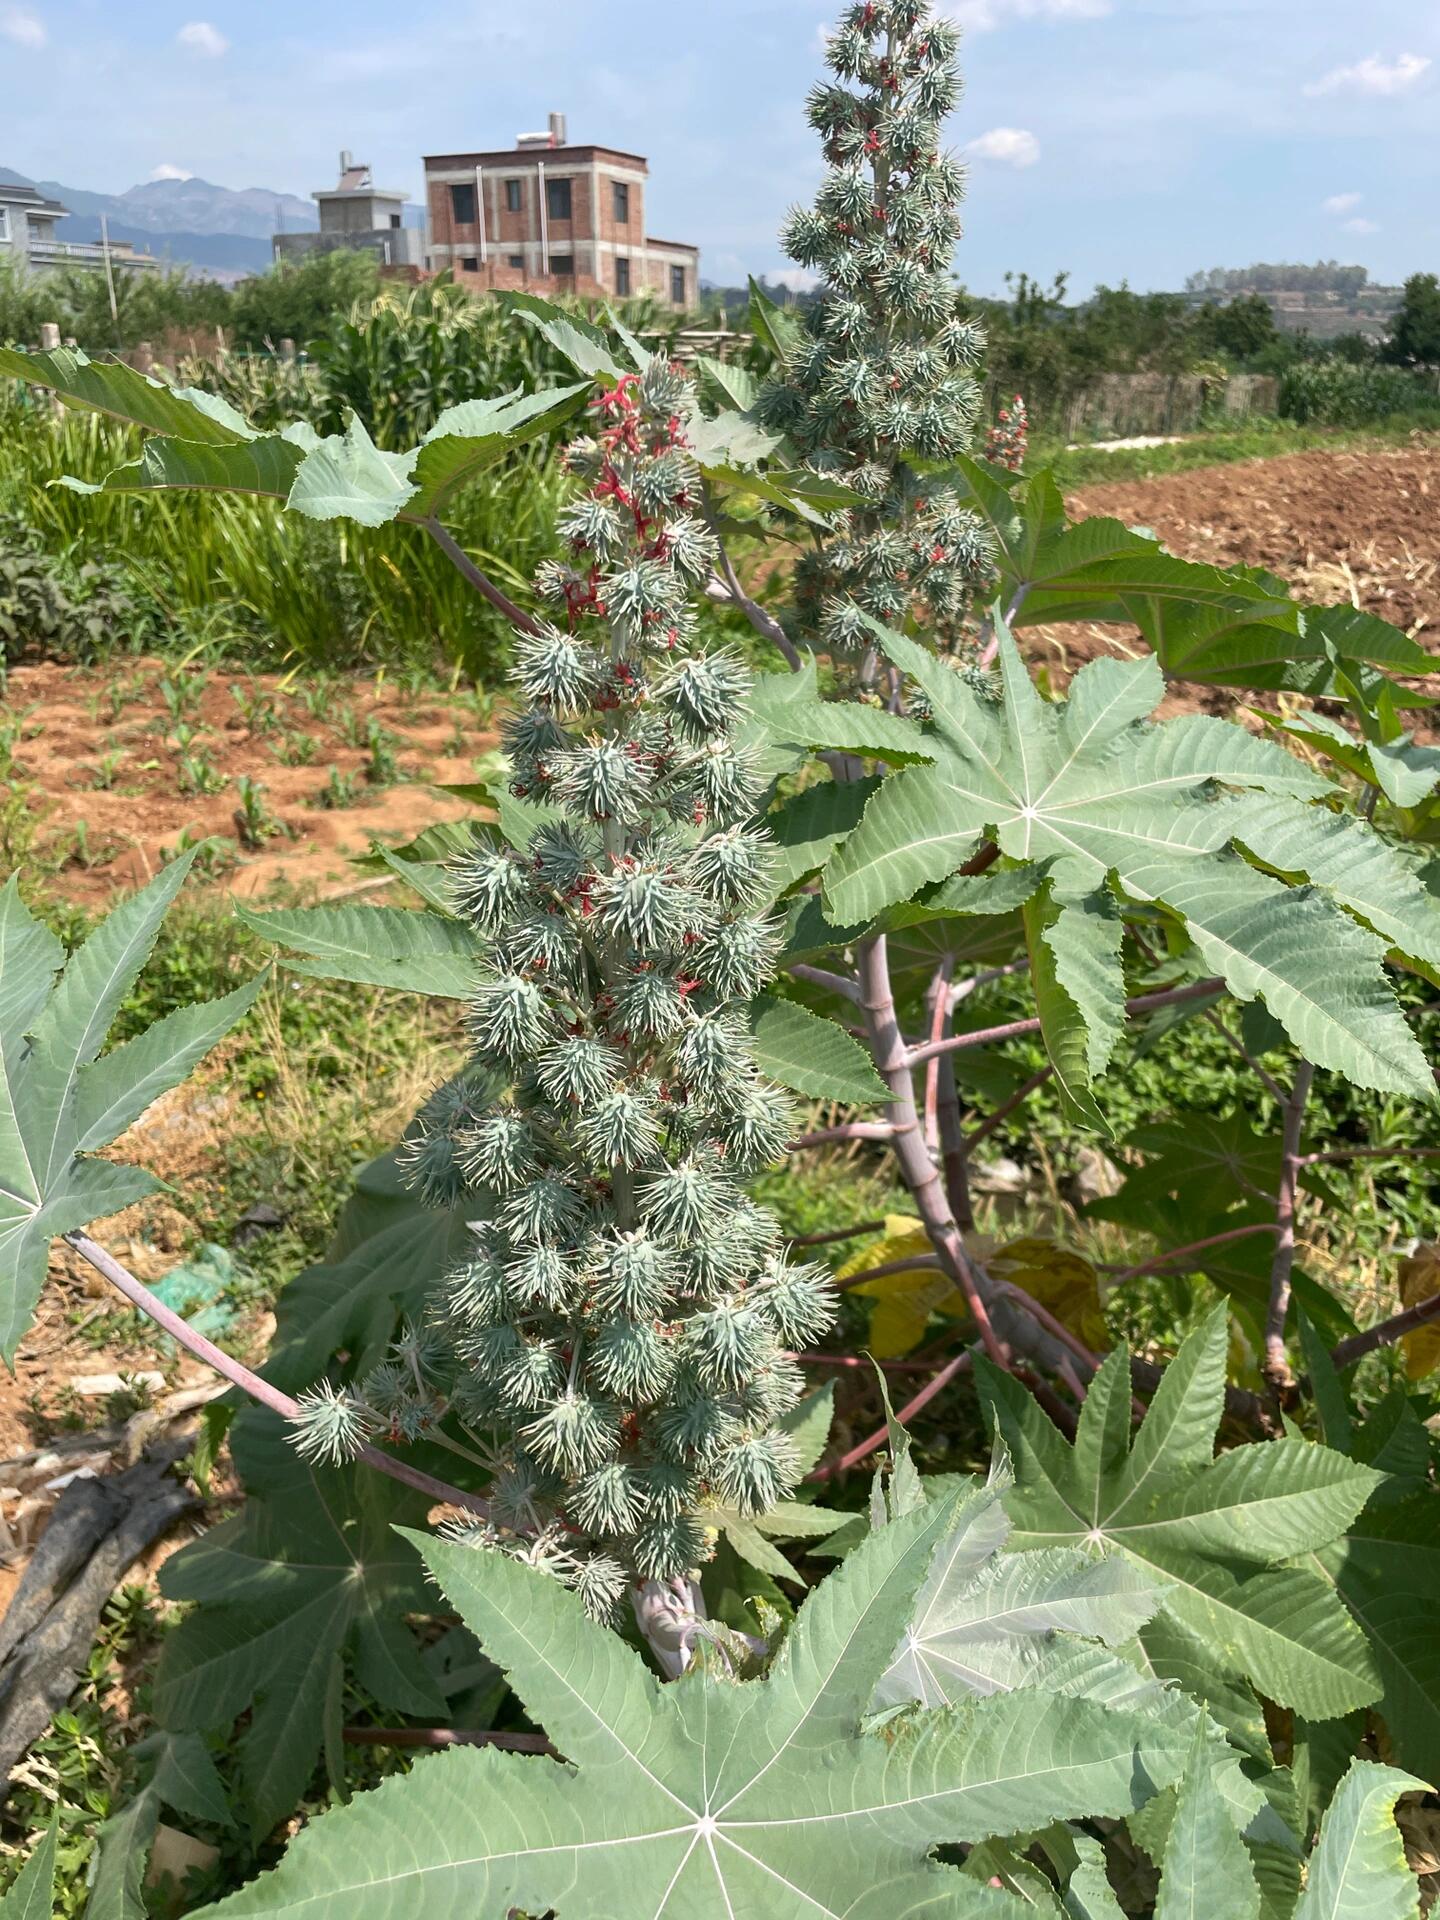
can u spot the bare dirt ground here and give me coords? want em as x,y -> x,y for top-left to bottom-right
4,658 -> 498,906
1068,440 -> 1438,643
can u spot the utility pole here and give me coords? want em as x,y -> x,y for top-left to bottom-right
98,212 -> 119,340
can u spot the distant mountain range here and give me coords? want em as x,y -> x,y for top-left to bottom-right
0,168 -> 425,280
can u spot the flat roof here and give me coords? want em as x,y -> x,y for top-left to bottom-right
425,144 -> 650,172
646,236 -> 698,254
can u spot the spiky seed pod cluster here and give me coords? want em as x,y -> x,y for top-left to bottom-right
758,0 -> 996,660
292,359 -> 835,1619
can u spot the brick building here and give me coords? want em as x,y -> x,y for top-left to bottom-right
424,114 -> 698,307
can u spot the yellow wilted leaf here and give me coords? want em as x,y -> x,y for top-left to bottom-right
1398,1242 -> 1440,1381
988,1237 -> 1111,1353
836,1219 -> 967,1357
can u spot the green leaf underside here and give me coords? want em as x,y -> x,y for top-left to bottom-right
0,857 -> 257,1361
204,1494 -> 1194,1918
1292,1759 -> 1425,1920
979,1308 -> 1383,1719
820,619 -> 1430,1099
1154,1731 -> 1260,1920
748,994 -> 890,1106
234,903 -> 480,999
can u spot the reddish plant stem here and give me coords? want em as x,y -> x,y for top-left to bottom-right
906,977 -> 1224,1068
855,936 -> 1008,1366
935,1049 -> 975,1230
809,1349 -> 975,1481
964,1064 -> 1055,1150
1298,1145 -> 1440,1167
923,958 -> 956,1154
977,585 -> 1031,671
342,1727 -> 557,1755
1330,1290 -> 1440,1371
424,518 -> 544,639
993,1281 -> 1100,1375
63,1231 -> 492,1520
833,1254 -> 943,1292
1264,1062 -> 1315,1395
788,1122 -> 897,1151
786,1219 -> 887,1248
789,962 -> 864,1005
1106,1222 -> 1280,1286
792,1351 -> 936,1373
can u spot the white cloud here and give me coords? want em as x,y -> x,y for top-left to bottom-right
0,7 -> 46,47
1321,192 -> 1362,214
177,20 -> 229,58
768,268 -> 819,295
148,162 -> 196,182
1343,216 -> 1380,234
950,0 -> 1110,30
1305,52 -> 1429,98
966,126 -> 1041,167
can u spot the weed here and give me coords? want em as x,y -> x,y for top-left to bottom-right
232,774 -> 287,850
314,765 -> 360,810
272,727 -> 320,767
362,716 -> 399,787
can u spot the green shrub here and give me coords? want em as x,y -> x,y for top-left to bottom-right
1278,356 -> 1440,425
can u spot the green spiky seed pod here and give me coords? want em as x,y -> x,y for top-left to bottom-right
294,359 -> 834,1619
760,0 -> 995,660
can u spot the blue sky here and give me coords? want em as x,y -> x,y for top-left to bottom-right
2,0 -> 1436,296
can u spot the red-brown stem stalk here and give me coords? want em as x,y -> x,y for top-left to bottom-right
1264,1061 -> 1315,1396
1330,1290 -> 1440,1371
63,1230 -> 492,1519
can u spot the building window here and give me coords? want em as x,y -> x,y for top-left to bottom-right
615,256 -> 631,296
461,256 -> 480,271
613,182 -> 630,224
550,252 -> 575,278
507,252 -> 524,269
390,213 -> 402,228
0,207 -> 9,242
670,266 -> 687,305
505,179 -> 522,213
450,182 -> 476,225
545,177 -> 572,221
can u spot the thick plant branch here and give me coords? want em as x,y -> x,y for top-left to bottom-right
855,936 -> 1008,1365
1106,1223 -> 1280,1286
789,1121 -> 898,1150
809,1348 -> 974,1481
907,977 -> 1224,1068
1264,1061 -> 1315,1396
424,517 -> 545,638
63,1232 -> 492,1519
789,963 -> 864,1004
1330,1290 -> 1440,1371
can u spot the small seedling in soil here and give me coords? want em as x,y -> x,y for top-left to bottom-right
272,726 -> 321,767
233,774 -> 288,850
295,671 -> 337,720
158,825 -> 237,876
177,747 -> 226,797
333,702 -> 366,748
314,765 -> 360,810
230,681 -> 279,735
85,749 -> 126,790
58,818 -> 119,871
159,671 -> 208,723
362,716 -> 399,787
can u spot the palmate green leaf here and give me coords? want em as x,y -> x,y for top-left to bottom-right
1023,884 -> 1123,1130
495,289 -> 628,380
822,617 -> 1431,1100
151,1728 -> 235,1829
1293,1760 -> 1425,1920
0,344 -> 255,441
86,1783 -> 161,1920
943,457 -> 1427,692
750,659 -> 935,765
405,382 -> 592,518
234,902 -> 480,998
875,1473 -> 1170,1711
978,1307 -> 1383,1719
202,1495 -> 1194,1920
0,1817 -> 58,1919
0,857 -> 259,1361
765,777 -> 881,895
748,992 -> 890,1105
1154,1730 -> 1261,1920
157,1411 -> 447,1834
1310,1495 -> 1440,1785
